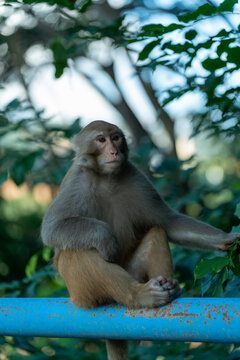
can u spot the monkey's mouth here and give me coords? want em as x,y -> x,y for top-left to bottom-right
105,160 -> 121,165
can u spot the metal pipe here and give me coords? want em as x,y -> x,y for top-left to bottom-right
0,298 -> 240,343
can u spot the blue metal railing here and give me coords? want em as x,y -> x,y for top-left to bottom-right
0,298 -> 240,343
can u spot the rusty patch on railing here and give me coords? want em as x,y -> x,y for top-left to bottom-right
123,300 -> 240,326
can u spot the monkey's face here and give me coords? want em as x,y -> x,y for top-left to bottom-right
74,121 -> 129,175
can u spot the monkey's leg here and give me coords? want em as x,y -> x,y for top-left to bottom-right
106,340 -> 128,360
55,241 -> 177,360
125,227 -> 174,282
120,227 -> 179,360
125,226 -> 180,304
55,248 -> 176,309
56,250 -> 136,360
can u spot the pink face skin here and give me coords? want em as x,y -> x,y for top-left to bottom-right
94,132 -> 125,172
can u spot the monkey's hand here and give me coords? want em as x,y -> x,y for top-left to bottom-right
93,221 -> 121,263
217,233 -> 240,252
97,235 -> 121,263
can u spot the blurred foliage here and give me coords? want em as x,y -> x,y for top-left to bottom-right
129,0 -> 240,138
0,100 -> 81,186
0,0 -> 240,359
194,203 -> 240,297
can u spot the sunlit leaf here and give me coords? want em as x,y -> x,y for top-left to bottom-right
25,254 -> 38,278
42,248 -> 52,262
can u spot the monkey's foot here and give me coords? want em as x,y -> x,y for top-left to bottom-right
155,275 -> 181,302
136,275 -> 181,308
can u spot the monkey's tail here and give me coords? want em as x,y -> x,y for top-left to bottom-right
106,340 -> 128,360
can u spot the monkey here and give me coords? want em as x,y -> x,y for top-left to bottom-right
41,120 -> 240,360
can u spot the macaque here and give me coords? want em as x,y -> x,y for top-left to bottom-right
41,120 -> 239,360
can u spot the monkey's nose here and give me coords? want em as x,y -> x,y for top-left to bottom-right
110,149 -> 118,156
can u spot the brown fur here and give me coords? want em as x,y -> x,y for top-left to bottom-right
54,227 -> 176,309
55,227 -> 178,360
42,120 -> 240,360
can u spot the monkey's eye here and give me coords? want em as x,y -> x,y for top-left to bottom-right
96,136 -> 106,143
112,134 -> 120,141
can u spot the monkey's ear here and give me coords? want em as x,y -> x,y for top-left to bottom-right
71,135 -> 80,153
72,135 -> 96,168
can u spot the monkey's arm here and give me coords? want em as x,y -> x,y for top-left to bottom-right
133,166 -> 239,251
41,166 -> 122,262
41,215 -> 120,262
162,210 -> 240,251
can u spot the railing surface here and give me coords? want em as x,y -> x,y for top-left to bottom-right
0,298 -> 240,343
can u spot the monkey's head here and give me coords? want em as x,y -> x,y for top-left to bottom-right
74,121 -> 129,175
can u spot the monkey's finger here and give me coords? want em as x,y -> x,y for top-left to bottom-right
154,276 -> 167,285
150,289 -> 172,299
218,234 -> 240,251
151,289 -> 179,303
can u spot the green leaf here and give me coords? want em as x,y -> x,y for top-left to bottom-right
227,47 -> 240,66
218,0 -> 238,12
0,116 -> 9,127
178,3 -> 217,23
185,30 -> 197,41
25,254 -> 38,278
12,163 -> 25,185
232,225 -> 240,233
201,267 -> 229,296
217,39 -> 235,56
42,248 -> 52,262
211,280 -> 223,297
5,98 -> 21,111
211,269 -> 228,297
196,39 -> 212,51
202,58 -> 226,71
0,172 -> 8,185
138,40 -> 159,61
230,254 -> 240,277
194,256 -> 229,280
80,0 -> 92,13
215,29 -> 230,37
162,87 -> 190,106
49,38 -> 68,78
231,258 -> 240,277
65,118 -> 81,137
228,239 -> 240,277
141,23 -> 183,36
167,42 -> 193,52
222,266 -> 229,283
23,0 -> 77,9
234,203 -> 240,219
